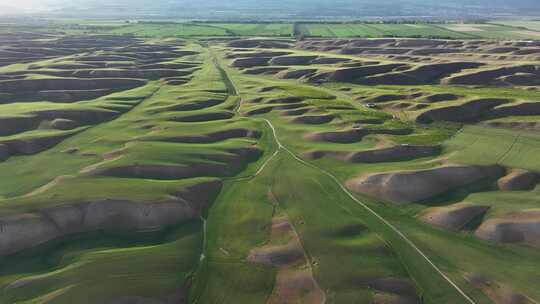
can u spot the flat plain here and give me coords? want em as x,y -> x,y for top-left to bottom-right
33,20 -> 540,40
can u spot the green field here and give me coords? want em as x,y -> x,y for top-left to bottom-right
210,23 -> 293,36
46,21 -> 293,37
300,23 -> 476,38
494,20 -> 540,31
442,23 -> 540,39
298,23 -> 383,37
106,23 -> 230,37
3,20 -> 540,39
446,126 -> 540,172
299,22 -> 540,39
366,23 -> 474,38
0,25 -> 539,304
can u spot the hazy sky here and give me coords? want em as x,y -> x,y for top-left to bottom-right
3,0 -> 49,11
2,0 -> 539,18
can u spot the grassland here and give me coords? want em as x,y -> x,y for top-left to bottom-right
445,126 -> 540,171
0,29 -> 539,304
0,222 -> 202,303
215,38 -> 540,302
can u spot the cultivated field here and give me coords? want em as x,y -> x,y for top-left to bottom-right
0,27 -> 539,304
442,23 -> 540,40
493,20 -> 540,32
299,23 -> 473,39
13,20 -> 540,39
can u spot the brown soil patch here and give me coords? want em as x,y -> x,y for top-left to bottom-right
157,128 -> 260,144
0,78 -> 145,94
280,107 -> 314,117
410,48 -> 462,56
346,145 -> 439,163
498,169 -> 538,191
489,102 -> 540,118
408,104 -> 429,111
484,121 -> 540,131
267,269 -> 325,304
35,108 -> 120,124
228,39 -> 293,49
360,62 -> 484,85
271,216 -> 292,239
97,147 -> 262,180
50,119 -> 79,130
310,57 -> 350,64
269,55 -> 318,66
0,115 -> 41,136
502,73 -> 540,86
291,114 -> 335,125
419,203 -> 490,231
245,106 -> 274,116
394,39 -> 445,48
231,57 -> 271,68
513,49 -> 540,55
321,64 -> 407,82
305,129 -> 369,143
422,93 -> 462,103
348,39 -> 396,48
417,98 -> 511,123
276,69 -> 318,80
0,144 -> 9,161
475,209 -> 540,248
0,179 -> 222,257
71,69 -> 190,80
226,51 -> 291,59
248,241 -> 305,267
372,293 -> 420,304
274,103 -> 309,110
266,96 -> 305,104
444,65 -> 540,86
154,99 -> 224,112
170,112 -> 234,123
355,118 -> 385,124
244,67 -> 288,75
361,94 -> 410,104
248,215 -> 325,304
304,145 -> 438,163
346,165 -> 504,204
369,278 -> 420,301
489,47 -> 520,54
0,131 -> 80,157
464,273 -> 535,304
305,127 -> 411,144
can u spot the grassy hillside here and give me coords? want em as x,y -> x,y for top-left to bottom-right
0,29 -> 539,304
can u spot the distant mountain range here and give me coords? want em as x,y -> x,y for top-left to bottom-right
5,0 -> 540,20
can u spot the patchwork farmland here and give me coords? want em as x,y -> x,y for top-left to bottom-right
34,20 -> 540,40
